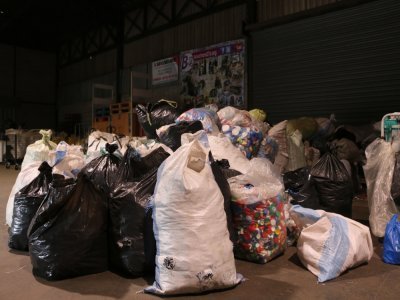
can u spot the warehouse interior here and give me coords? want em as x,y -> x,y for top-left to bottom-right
1,0 -> 400,299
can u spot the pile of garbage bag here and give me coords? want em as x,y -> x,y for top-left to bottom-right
5,103 -> 394,294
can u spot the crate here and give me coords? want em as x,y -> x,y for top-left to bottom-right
110,101 -> 146,136
95,107 -> 110,117
93,116 -> 111,132
110,102 -> 132,114
111,113 -> 131,136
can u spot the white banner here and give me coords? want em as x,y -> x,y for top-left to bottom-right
152,56 -> 179,85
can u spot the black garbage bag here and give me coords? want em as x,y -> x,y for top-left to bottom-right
143,202 -> 156,274
9,162 -> 53,251
158,120 -> 203,151
330,126 -> 357,143
110,170 -> 158,276
81,143 -> 121,194
109,147 -> 170,277
214,159 -> 242,179
28,174 -> 108,280
116,146 -> 170,182
136,100 -> 180,139
391,153 -> 400,206
310,152 -> 354,217
283,167 -> 320,209
209,152 -> 235,242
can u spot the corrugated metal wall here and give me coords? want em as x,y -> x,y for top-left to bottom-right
59,49 -> 116,85
0,44 -> 15,99
257,0 -> 342,21
123,5 -> 246,67
57,4 -> 246,127
0,45 -> 56,129
251,0 -> 400,125
58,50 -> 117,129
58,72 -> 116,127
122,4 -> 246,104
0,44 -> 16,130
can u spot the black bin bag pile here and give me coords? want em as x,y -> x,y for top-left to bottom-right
283,152 -> 354,218
9,161 -> 53,251
158,120 -> 204,151
80,143 -> 121,195
209,152 -> 235,242
283,167 -> 319,209
28,174 -> 108,280
310,152 -> 354,218
27,145 -> 121,280
109,146 -> 170,276
135,100 -> 180,139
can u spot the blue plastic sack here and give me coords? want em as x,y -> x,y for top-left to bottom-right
383,214 -> 400,265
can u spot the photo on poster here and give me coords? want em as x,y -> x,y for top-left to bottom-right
180,39 -> 246,109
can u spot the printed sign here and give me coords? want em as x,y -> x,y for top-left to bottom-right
180,39 -> 246,108
152,56 -> 179,85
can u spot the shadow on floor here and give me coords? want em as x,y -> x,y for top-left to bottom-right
288,253 -> 308,271
33,271 -> 136,298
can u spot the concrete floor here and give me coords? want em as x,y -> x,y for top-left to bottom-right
0,166 -> 399,300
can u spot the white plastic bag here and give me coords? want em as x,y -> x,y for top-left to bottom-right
86,130 -> 116,163
363,139 -> 399,237
182,132 -> 250,174
135,139 -> 173,157
6,161 -> 42,226
145,137 -> 241,295
21,130 -> 56,170
112,135 -> 148,155
49,142 -> 86,179
290,205 -> 373,282
246,157 -> 283,197
217,106 -> 252,127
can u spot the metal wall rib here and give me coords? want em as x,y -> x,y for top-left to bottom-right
251,0 -> 400,124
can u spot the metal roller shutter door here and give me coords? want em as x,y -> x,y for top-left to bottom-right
251,0 -> 400,125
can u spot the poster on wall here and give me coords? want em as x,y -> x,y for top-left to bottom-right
152,56 -> 179,85
180,39 -> 246,109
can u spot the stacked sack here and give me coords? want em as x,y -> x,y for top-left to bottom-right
8,103 -> 385,295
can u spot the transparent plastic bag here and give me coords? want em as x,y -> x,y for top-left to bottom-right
363,139 -> 399,237
228,174 -> 286,263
